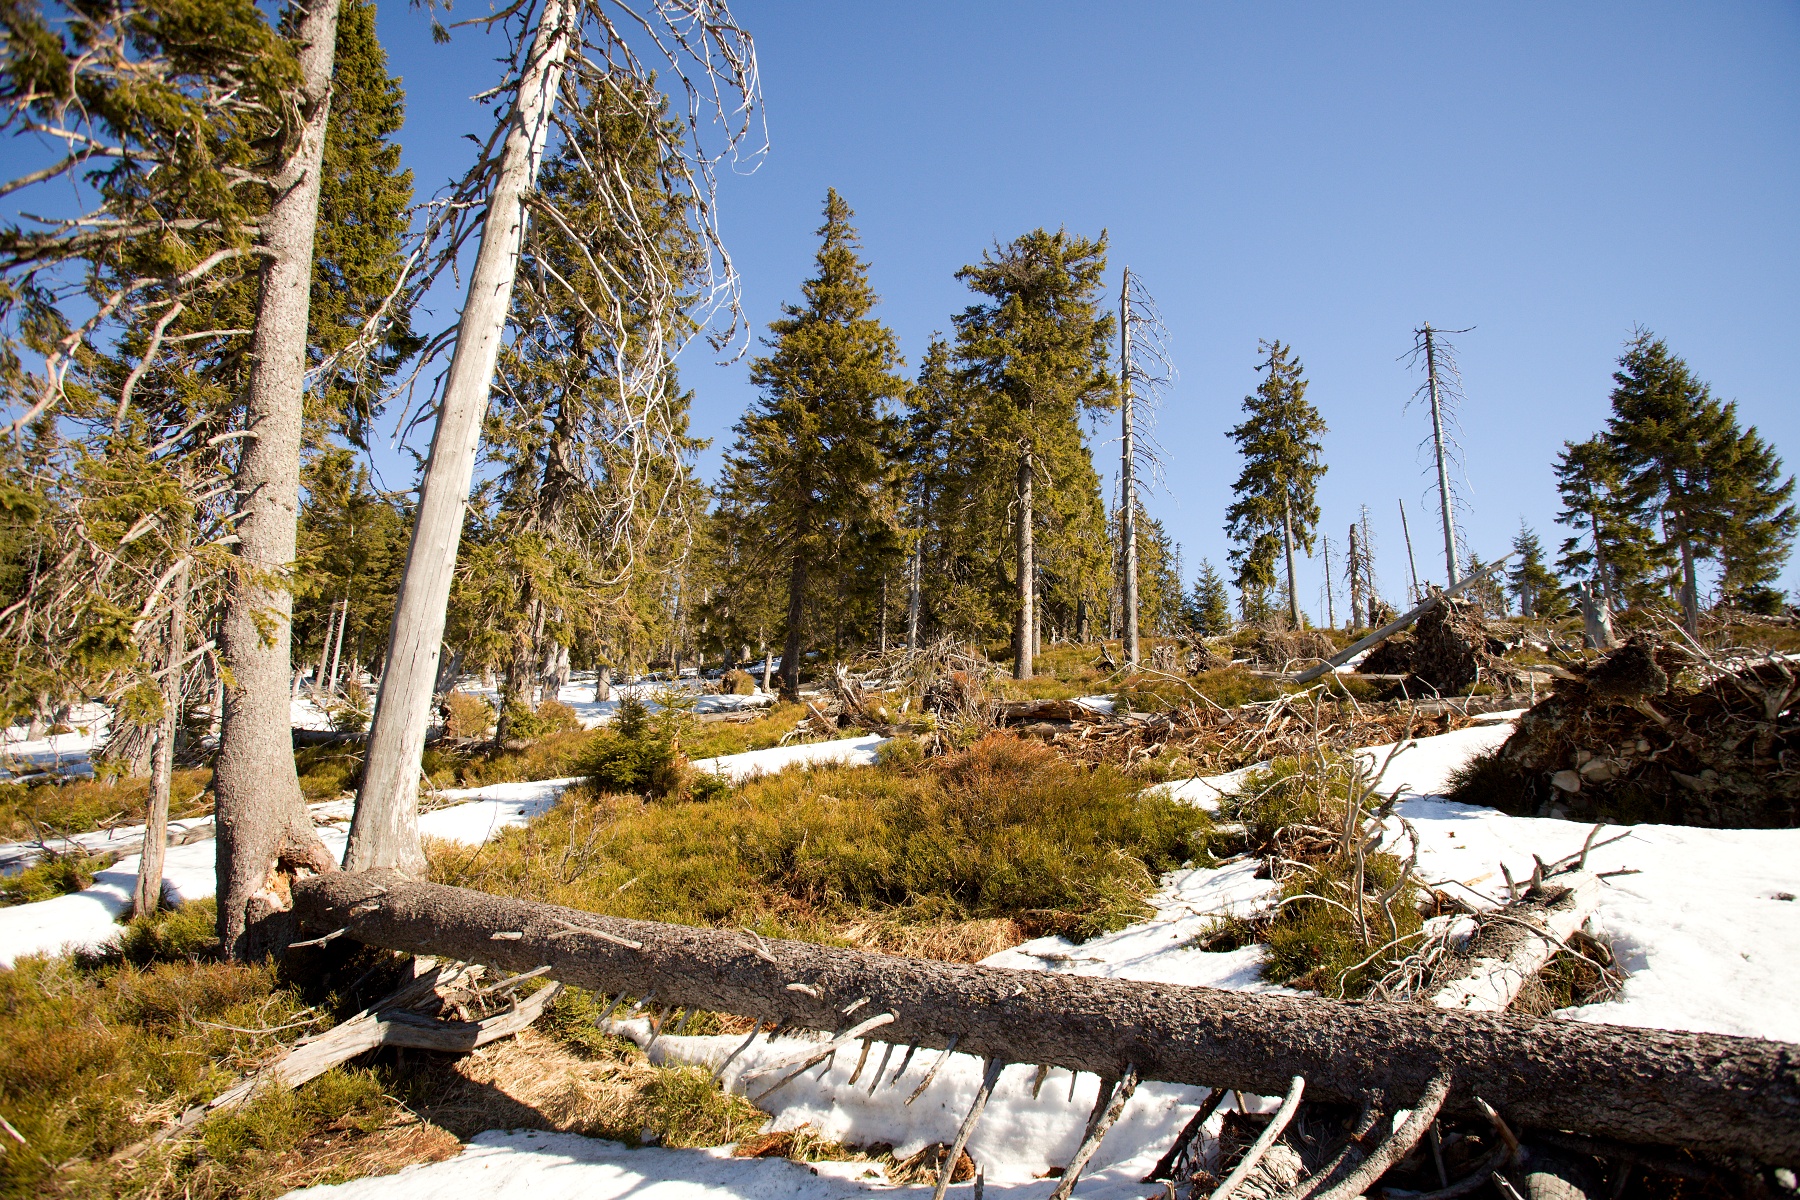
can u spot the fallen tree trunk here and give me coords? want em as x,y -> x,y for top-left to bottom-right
292,872 -> 1800,1163
1431,872 -> 1603,1013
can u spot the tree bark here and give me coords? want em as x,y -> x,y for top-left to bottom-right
1423,323 -> 1459,588
1679,530 -> 1699,637
135,561 -> 189,919
1282,492 -> 1301,629
212,0 -> 342,959
1120,269 -> 1139,668
348,0 -> 573,877
292,872 -> 1800,1162
780,517 -> 808,700
1015,447 -> 1034,680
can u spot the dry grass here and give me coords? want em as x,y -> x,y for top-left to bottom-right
433,735 -> 1212,947
0,768 -> 212,842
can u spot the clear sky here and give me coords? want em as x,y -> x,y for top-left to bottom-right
375,1 -> 1800,614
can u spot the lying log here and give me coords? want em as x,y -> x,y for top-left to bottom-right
292,872 -> 1800,1163
1431,873 -> 1603,1013
1292,556 -> 1515,685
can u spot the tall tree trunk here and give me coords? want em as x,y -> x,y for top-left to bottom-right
212,0 -> 342,959
327,598 -> 348,693
1398,498 -> 1421,604
780,519 -> 809,699
1076,596 -> 1089,644
135,561 -> 189,919
348,0 -> 573,876
1282,492 -> 1301,628
879,574 -> 888,654
1679,529 -> 1699,636
1348,522 -> 1364,629
1120,269 -> 1139,667
314,600 -> 337,689
594,663 -> 611,703
1423,324 -> 1458,587
905,532 -> 922,651
1015,447 -> 1034,680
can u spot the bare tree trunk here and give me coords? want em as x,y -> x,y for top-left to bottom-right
212,0 -> 342,959
314,600 -> 338,689
1120,268 -> 1139,667
1347,522 -> 1364,629
1399,498 -> 1422,604
1679,531 -> 1699,637
1076,596 -> 1089,644
1423,324 -> 1458,587
879,573 -> 889,654
327,598 -> 348,693
1282,492 -> 1301,628
293,872 -> 1800,1163
759,648 -> 772,695
348,0 -> 573,877
1015,448 -> 1034,680
135,562 -> 189,919
594,663 -> 612,703
1322,534 -> 1336,628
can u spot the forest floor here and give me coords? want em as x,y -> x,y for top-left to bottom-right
3,623 -> 1797,1198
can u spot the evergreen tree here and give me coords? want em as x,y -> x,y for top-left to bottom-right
718,191 -> 905,696
1507,521 -> 1560,617
953,229 -> 1114,678
1190,559 -> 1233,637
1714,423 -> 1795,613
1224,340 -> 1327,626
1552,436 -> 1662,610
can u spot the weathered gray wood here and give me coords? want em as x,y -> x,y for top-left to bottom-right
292,872 -> 1800,1162
1291,556 -> 1514,685
349,0 -> 574,876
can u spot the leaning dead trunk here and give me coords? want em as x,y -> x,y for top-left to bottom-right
1015,447 -> 1034,680
212,0 -> 343,958
348,0 -> 574,876
292,872 -> 1800,1162
135,561 -> 189,918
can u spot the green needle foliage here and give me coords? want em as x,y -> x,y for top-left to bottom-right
1224,340 -> 1327,625
716,190 -> 907,694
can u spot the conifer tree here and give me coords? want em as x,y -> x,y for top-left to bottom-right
1552,437 -> 1661,610
717,191 -> 905,697
1713,423 -> 1795,613
1602,332 -> 1795,632
1224,340 -> 1326,627
953,229 -> 1114,678
1190,559 -> 1232,637
1507,521 -> 1560,617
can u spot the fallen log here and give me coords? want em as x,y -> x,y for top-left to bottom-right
1430,872 -> 1604,1013
292,872 -> 1800,1163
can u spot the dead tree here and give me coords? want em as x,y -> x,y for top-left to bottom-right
1114,267 -> 1172,668
1407,323 -> 1474,590
349,0 -> 761,876
292,872 -> 1800,1163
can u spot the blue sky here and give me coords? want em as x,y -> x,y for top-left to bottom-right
376,1 -> 1800,613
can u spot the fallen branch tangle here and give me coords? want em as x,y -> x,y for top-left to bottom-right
292,871 -> 1800,1175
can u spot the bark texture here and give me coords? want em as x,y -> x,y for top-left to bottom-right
293,872 -> 1800,1163
349,0 -> 572,874
212,0 -> 342,958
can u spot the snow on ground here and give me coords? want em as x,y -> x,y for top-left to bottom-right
0,702 -> 111,779
456,675 -> 775,731
0,736 -> 887,966
692,734 -> 889,784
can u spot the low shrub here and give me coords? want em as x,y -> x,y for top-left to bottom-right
501,697 -> 584,742
580,694 -> 684,797
0,851 -> 108,907
441,691 -> 494,740
720,668 -> 756,695
438,734 -> 1213,946
0,768 -> 212,841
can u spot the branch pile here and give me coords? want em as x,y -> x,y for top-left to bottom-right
1477,635 -> 1799,826
1002,687 -> 1490,775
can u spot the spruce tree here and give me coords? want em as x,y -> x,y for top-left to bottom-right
717,191 -> 905,697
1507,521 -> 1560,617
1224,340 -> 1327,627
1714,422 -> 1795,612
1191,559 -> 1233,637
953,229 -> 1114,678
1552,436 -> 1661,610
